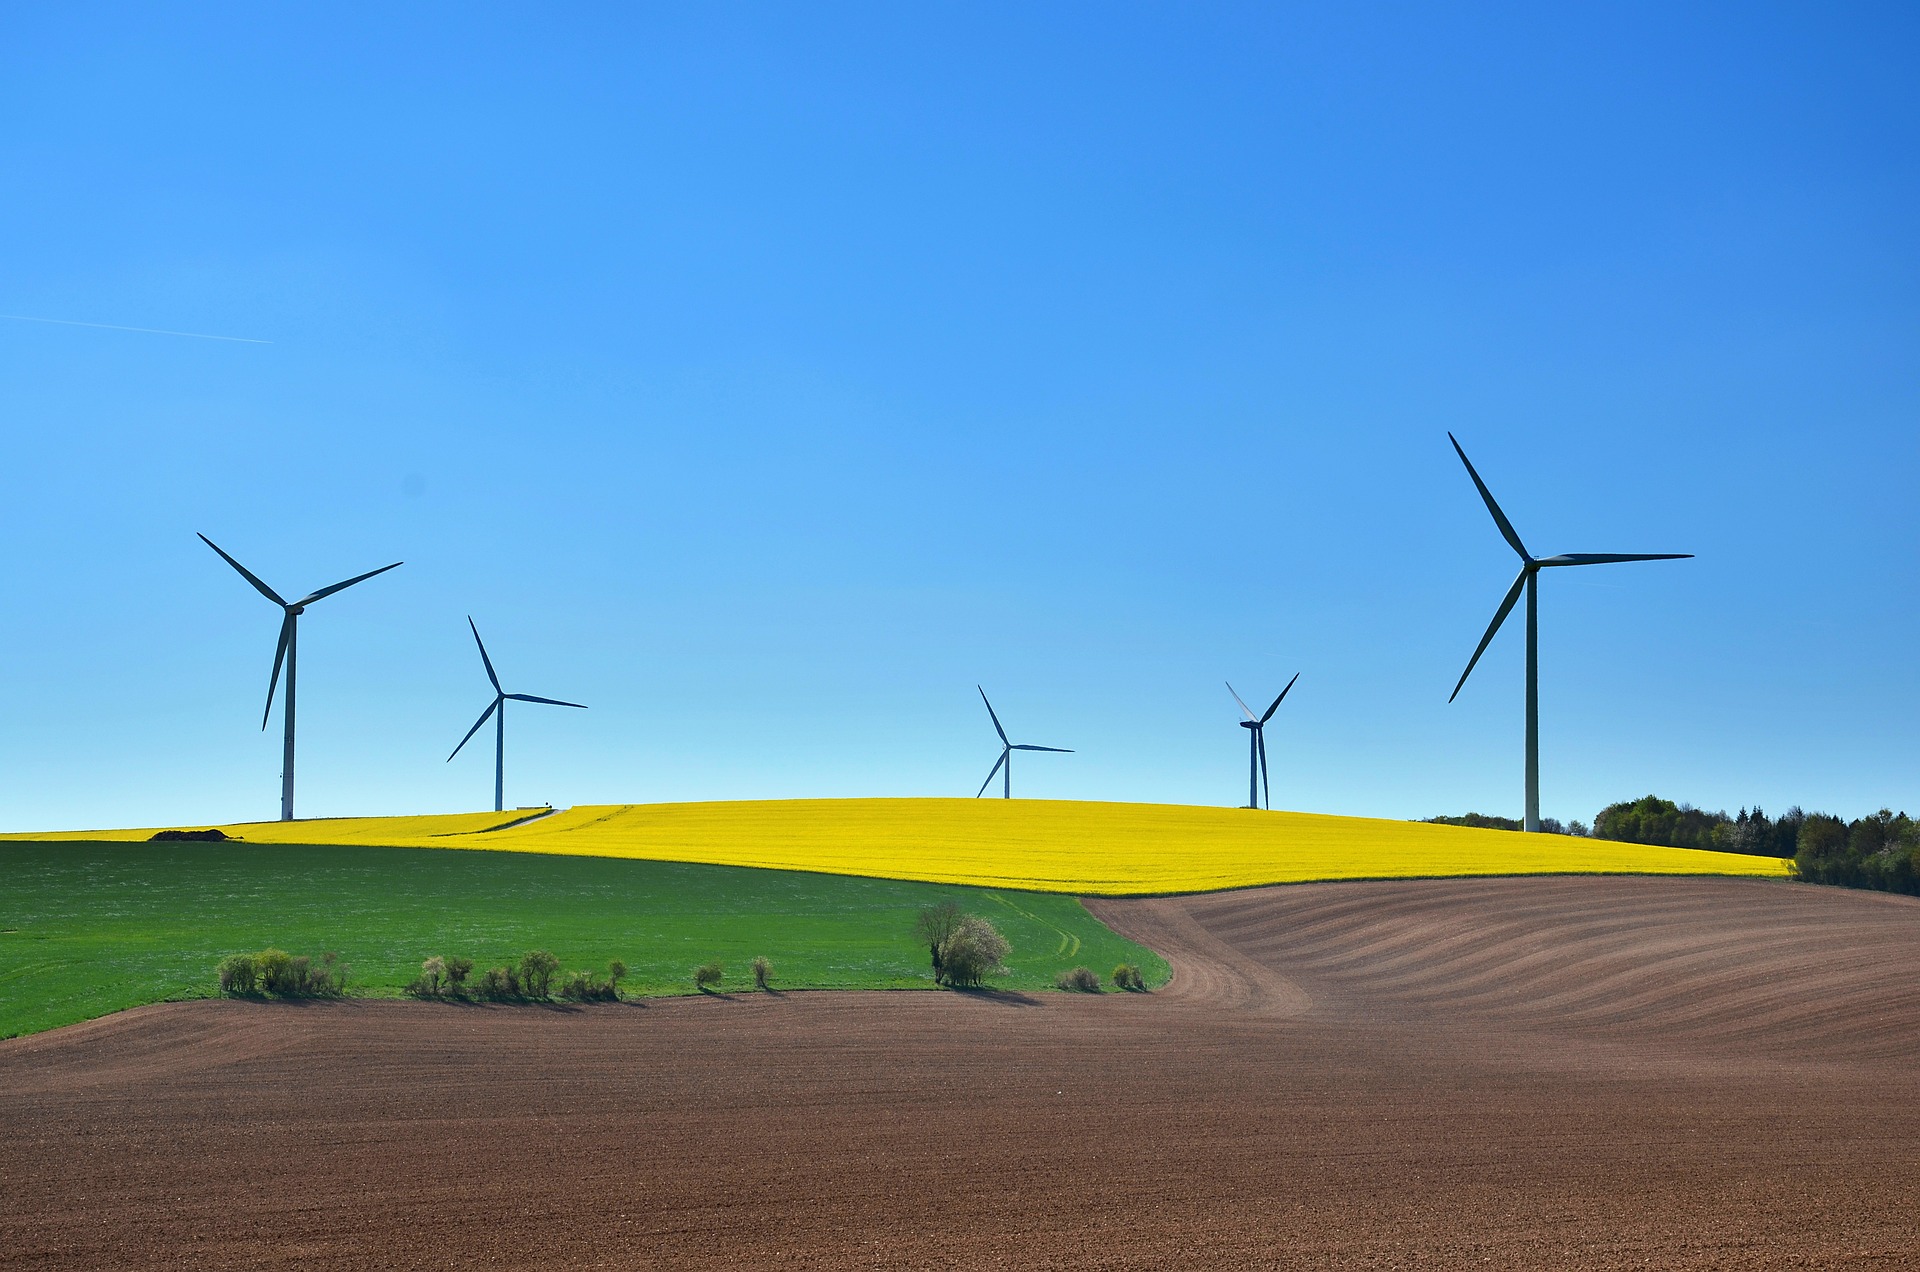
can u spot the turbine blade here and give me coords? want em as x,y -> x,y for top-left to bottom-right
1448,433 -> 1530,561
296,560 -> 402,606
976,749 -> 1008,798
468,617 -> 501,692
1450,566 -> 1530,703
447,697 -> 500,762
261,613 -> 292,730
1258,730 -> 1270,810
1225,681 -> 1257,721
1536,552 -> 1694,567
1012,744 -> 1073,752
1261,672 -> 1300,723
977,685 -> 1008,745
505,693 -> 588,709
198,533 -> 286,606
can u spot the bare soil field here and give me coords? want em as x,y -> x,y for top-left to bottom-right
4,875 -> 1917,1269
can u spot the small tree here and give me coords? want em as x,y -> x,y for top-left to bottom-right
520,950 -> 560,999
937,915 -> 1009,988
421,956 -> 447,997
445,956 -> 474,995
693,961 -> 724,992
217,953 -> 258,995
607,960 -> 628,999
914,901 -> 964,982
751,956 -> 773,991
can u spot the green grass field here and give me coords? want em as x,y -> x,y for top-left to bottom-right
0,840 -> 1168,1039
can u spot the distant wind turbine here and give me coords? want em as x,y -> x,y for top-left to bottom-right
1446,433 -> 1691,832
448,618 -> 587,813
974,686 -> 1072,798
1227,674 -> 1298,810
198,534 -> 402,821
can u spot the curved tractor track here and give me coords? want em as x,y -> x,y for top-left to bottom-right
4,876 -> 1918,1270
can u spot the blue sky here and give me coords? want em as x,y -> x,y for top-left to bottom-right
2,3 -> 1915,831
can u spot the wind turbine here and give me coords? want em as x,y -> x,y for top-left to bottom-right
1446,433 -> 1691,832
974,686 -> 1072,798
447,618 -> 587,813
1227,673 -> 1298,810
198,534 -> 402,822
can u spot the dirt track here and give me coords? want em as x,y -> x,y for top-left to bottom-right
4,876 -> 1918,1269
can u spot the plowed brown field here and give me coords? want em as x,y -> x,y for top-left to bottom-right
4,876 -> 1917,1269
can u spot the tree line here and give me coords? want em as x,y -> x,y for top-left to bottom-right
1431,794 -> 1920,898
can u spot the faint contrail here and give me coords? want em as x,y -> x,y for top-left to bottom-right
0,313 -> 271,344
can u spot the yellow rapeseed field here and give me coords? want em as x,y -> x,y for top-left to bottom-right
2,799 -> 1793,895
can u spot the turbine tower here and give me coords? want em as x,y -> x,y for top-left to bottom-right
448,618 -> 587,813
198,533 -> 402,822
1227,673 -> 1298,810
1446,433 -> 1691,832
974,686 -> 1072,798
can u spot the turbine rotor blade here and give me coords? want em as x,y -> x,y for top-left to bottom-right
295,560 -> 402,607
1450,566 -> 1530,703
977,685 -> 1008,745
468,617 -> 501,692
1261,672 -> 1300,723
261,613 -> 292,730
198,533 -> 286,606
976,749 -> 1008,798
1258,730 -> 1270,810
505,693 -> 588,708
447,697 -> 501,762
1447,433 -> 1530,561
1225,681 -> 1257,721
1011,744 -> 1072,752
1536,552 -> 1694,567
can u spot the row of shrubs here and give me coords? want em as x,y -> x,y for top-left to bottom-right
217,914 -> 1152,1001
216,948 -> 348,997
406,951 -> 778,1000
1056,963 -> 1148,992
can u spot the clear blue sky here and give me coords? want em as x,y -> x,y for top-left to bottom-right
2,3 -> 1915,831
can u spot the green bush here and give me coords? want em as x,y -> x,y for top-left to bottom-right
607,960 -> 628,996
1056,966 -> 1100,992
216,948 -> 344,998
937,916 -> 1009,988
751,955 -> 773,991
216,953 -> 257,995
694,961 -> 724,992
476,965 -> 518,1000
446,956 -> 474,993
519,949 -> 560,999
1111,963 -> 1145,991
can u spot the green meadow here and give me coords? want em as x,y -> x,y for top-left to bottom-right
0,839 -> 1167,1039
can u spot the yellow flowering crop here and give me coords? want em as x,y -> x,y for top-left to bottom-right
3,798 -> 1792,895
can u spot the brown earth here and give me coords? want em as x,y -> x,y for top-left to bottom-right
3,875 -> 1918,1269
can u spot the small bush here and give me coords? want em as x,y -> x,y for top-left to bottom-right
1111,964 -> 1145,992
694,961 -> 724,992
607,960 -> 628,997
446,956 -> 474,994
520,950 -> 560,999
1056,966 -> 1101,993
476,966 -> 518,1000
217,953 -> 257,995
751,956 -> 773,990
216,948 -> 344,998
559,969 -> 598,1001
938,916 -> 1009,988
